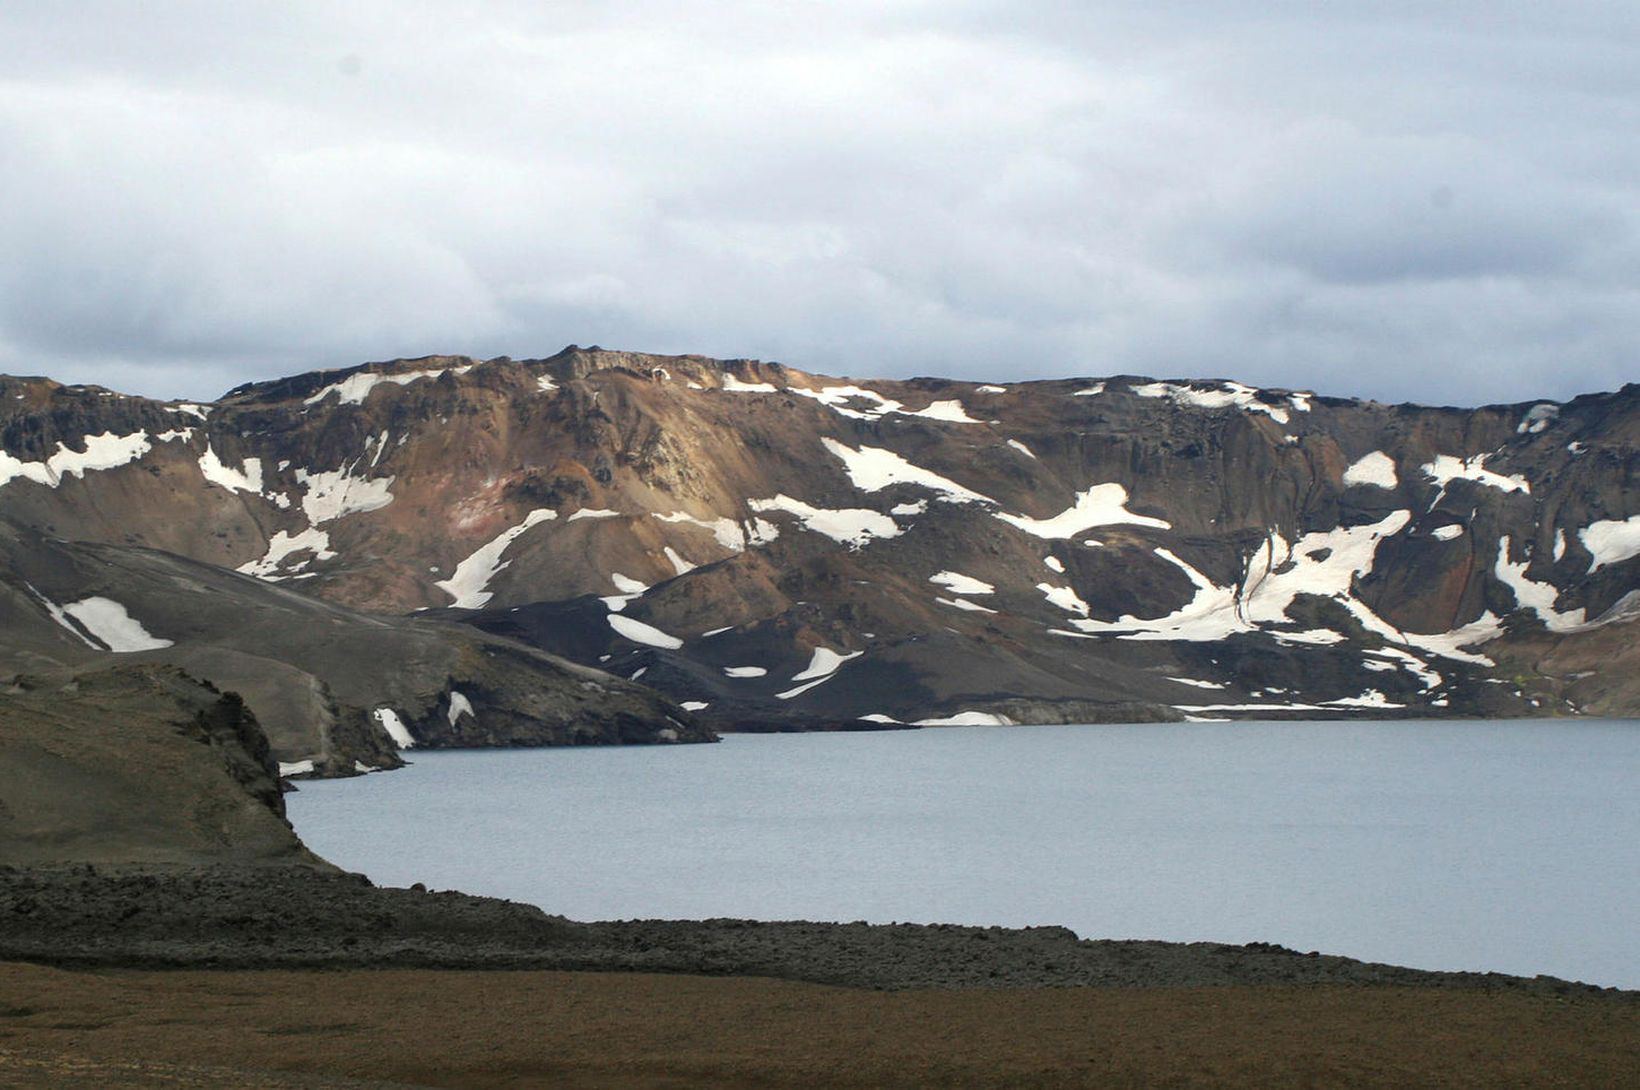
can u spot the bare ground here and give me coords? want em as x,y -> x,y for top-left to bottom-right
1,864 -> 1636,1087
1,963 -> 1638,1089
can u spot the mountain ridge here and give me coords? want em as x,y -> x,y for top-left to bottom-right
4,346 -> 1638,772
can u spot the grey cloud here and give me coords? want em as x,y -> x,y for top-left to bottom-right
0,3 -> 1637,404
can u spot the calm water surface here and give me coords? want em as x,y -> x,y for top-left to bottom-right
287,721 -> 1640,988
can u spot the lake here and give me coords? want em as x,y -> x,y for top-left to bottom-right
286,720 -> 1640,989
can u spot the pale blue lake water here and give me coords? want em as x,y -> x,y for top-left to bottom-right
287,721 -> 1640,989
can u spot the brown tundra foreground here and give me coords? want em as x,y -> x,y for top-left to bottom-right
0,961 -> 1637,1089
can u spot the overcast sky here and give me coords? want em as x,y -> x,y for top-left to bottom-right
2,3 -> 1638,405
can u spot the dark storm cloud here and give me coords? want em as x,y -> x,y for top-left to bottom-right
1,2 -> 1637,403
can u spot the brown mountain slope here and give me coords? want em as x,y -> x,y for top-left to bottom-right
3,347 -> 1638,737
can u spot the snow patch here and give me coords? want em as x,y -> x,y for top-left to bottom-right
304,364 -> 472,406
237,528 -> 335,580
296,463 -> 396,523
1005,439 -> 1037,459
791,646 -> 863,681
198,446 -> 263,495
823,439 -> 991,504
655,511 -> 746,551
1581,516 -> 1640,572
937,597 -> 997,613
1071,383 -> 1106,397
1037,582 -> 1091,616
793,386 -> 980,424
749,495 -> 902,549
975,385 -> 1007,394
723,666 -> 767,678
775,676 -> 835,700
373,708 -> 415,749
279,760 -> 315,777
929,571 -> 994,595
607,614 -> 683,649
789,384 -> 903,420
602,572 -> 649,611
446,691 -> 475,725
60,597 -> 173,652
1176,702 -> 1328,713
904,399 -> 980,423
1043,556 -> 1065,574
366,430 -> 391,469
568,508 -> 622,521
1067,515 -> 1487,666
1326,690 -> 1406,709
1368,648 -> 1443,691
722,375 -> 778,393
1494,536 -> 1585,631
1517,404 -> 1559,434
1271,629 -> 1346,646
1342,451 -> 1398,490
680,701 -> 710,711
1431,525 -> 1465,541
610,573 -> 648,594
1168,677 -> 1226,690
914,712 -> 1015,726
1132,380 -> 1299,424
664,546 -> 696,576
1400,613 -> 1503,666
25,584 -> 100,649
434,509 -> 557,608
997,484 -> 1170,537
1,430 -> 160,491
1421,454 -> 1529,495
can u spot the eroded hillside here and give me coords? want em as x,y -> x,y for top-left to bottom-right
3,347 -> 1637,751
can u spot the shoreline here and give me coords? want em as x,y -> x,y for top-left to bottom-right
4,864 -> 1632,998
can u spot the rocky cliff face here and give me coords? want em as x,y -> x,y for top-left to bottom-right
3,347 -> 1638,743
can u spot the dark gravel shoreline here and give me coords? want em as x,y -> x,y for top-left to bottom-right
3,864 -> 1631,998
